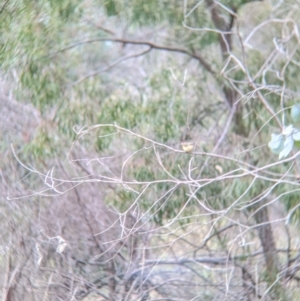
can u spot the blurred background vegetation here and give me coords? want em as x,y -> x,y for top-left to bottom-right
1,0 -> 300,300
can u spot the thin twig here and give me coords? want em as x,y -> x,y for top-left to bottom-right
55,37 -> 216,75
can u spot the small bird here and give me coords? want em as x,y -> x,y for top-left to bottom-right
181,141 -> 194,153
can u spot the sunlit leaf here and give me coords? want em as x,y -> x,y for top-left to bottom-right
293,129 -> 300,141
279,135 -> 294,159
282,124 -> 294,136
268,133 -> 284,154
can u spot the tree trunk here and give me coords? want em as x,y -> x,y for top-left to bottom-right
253,204 -> 288,300
206,0 -> 248,136
254,206 -> 279,278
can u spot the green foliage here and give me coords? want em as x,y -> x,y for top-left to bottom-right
48,0 -> 81,20
2,0 -> 300,227
3,1 -> 300,300
275,184 -> 300,225
95,71 -> 189,149
104,0 -> 184,25
228,176 -> 270,211
20,60 -> 65,112
0,0 -> 86,127
23,123 -> 59,158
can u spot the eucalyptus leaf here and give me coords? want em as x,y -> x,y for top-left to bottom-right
279,135 -> 294,159
268,133 -> 284,154
292,129 -> 300,141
